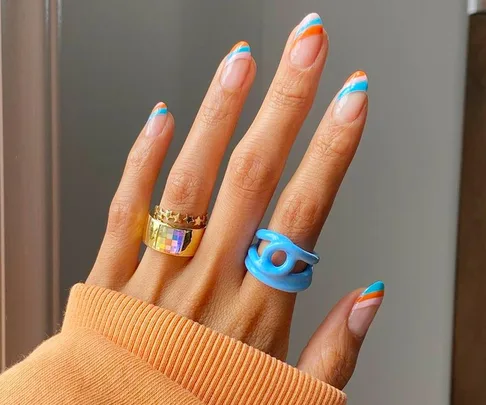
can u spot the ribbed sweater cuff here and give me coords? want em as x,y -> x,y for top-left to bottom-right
63,284 -> 347,405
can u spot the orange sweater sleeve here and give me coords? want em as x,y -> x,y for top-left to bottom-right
0,284 -> 347,405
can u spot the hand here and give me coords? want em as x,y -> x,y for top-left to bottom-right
86,12 -> 383,390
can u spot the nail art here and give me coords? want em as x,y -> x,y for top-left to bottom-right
226,41 -> 252,66
290,13 -> 324,68
147,102 -> 168,121
292,13 -> 323,48
352,281 -> 384,311
145,102 -> 168,137
348,281 -> 384,337
221,41 -> 252,89
336,71 -> 368,101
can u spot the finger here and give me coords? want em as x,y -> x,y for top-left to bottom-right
159,41 -> 255,217
243,71 -> 368,302
87,103 -> 174,288
135,42 -> 255,288
197,13 -> 328,279
297,281 -> 385,389
271,71 -> 367,248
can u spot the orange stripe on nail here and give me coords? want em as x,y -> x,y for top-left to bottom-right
356,291 -> 384,302
297,25 -> 323,41
291,25 -> 324,51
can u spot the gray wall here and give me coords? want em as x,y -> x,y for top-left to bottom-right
60,1 -> 468,404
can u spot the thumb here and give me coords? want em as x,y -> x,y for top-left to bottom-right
296,281 -> 384,389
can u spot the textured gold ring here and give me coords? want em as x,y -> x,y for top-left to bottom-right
143,209 -> 205,257
153,206 -> 208,229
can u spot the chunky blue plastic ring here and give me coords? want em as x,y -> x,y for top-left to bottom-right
244,229 -> 319,293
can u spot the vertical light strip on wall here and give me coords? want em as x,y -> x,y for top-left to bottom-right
48,0 -> 61,331
0,0 -> 6,373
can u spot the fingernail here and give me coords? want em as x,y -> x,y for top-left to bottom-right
348,281 -> 384,337
290,13 -> 324,68
221,41 -> 252,89
145,102 -> 168,137
334,71 -> 368,123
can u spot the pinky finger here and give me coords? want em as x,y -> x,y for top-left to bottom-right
88,103 -> 174,288
296,281 -> 385,389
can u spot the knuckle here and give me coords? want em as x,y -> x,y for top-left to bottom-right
312,123 -> 354,162
164,169 -> 203,207
126,145 -> 151,175
107,198 -> 142,239
227,150 -> 275,197
278,192 -> 320,233
268,77 -> 310,111
198,93 -> 235,128
323,347 -> 355,389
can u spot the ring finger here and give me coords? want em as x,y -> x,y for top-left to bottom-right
134,41 -> 256,289
244,71 -> 369,311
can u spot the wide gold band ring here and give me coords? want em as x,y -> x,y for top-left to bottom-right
153,206 -> 208,229
143,211 -> 205,257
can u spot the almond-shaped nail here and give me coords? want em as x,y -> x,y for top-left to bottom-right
221,41 -> 252,89
334,71 -> 368,123
348,280 -> 384,337
145,102 -> 168,137
290,13 -> 324,68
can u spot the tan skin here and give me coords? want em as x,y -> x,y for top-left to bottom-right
87,18 -> 370,390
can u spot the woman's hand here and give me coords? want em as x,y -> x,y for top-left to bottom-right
86,12 -> 383,390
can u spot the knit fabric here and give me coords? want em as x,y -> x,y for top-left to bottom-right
0,284 -> 347,404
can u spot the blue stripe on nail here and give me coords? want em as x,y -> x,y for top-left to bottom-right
362,281 -> 385,295
296,17 -> 323,36
148,107 -> 168,121
337,80 -> 368,100
227,46 -> 251,60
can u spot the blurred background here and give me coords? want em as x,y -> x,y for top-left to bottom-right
0,0 -> 471,404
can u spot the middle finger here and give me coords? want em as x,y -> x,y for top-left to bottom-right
197,13 -> 328,280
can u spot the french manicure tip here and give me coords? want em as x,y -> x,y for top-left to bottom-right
348,280 -> 384,337
148,103 -> 168,120
337,71 -> 368,101
352,280 -> 385,310
363,280 -> 385,295
226,41 -> 252,64
155,102 -> 168,113
295,12 -> 323,39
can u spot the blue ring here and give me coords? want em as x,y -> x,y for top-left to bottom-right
244,229 -> 319,293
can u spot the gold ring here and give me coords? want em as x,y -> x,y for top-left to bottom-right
143,210 -> 205,257
153,206 -> 208,229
